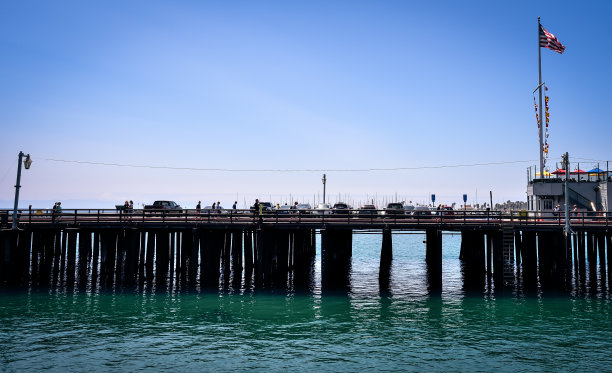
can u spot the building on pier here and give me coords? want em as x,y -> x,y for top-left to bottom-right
527,173 -> 612,213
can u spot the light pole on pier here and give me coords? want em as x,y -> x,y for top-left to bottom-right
322,174 -> 327,204
12,151 -> 33,230
562,152 -> 571,235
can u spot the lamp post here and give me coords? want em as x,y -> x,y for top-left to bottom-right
562,152 -> 571,235
322,174 -> 327,204
12,151 -> 32,230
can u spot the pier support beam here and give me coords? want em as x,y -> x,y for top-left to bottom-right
0,230 -> 17,284
379,228 -> 392,290
460,230 -> 485,291
201,230 -> 223,286
321,229 -> 352,290
17,230 -> 32,285
426,229 -> 442,292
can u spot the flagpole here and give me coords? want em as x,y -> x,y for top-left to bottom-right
538,16 -> 544,179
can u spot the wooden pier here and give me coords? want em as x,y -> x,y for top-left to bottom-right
1,209 -> 611,293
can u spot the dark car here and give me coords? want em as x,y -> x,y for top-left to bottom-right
382,202 -> 405,217
411,206 -> 433,219
144,200 -> 183,213
332,202 -> 350,215
250,201 -> 274,213
358,204 -> 378,216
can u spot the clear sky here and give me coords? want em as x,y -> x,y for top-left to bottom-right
1,0 -> 611,209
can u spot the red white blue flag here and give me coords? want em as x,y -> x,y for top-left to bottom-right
539,25 -> 566,54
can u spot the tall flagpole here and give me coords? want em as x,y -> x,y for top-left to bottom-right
538,17 -> 544,179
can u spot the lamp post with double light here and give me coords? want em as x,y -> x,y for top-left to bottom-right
12,151 -> 32,229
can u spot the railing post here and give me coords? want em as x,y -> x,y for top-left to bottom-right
74,209 -> 77,224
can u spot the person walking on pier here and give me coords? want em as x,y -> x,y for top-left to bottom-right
196,201 -> 201,213
254,199 -> 260,215
232,201 -> 237,210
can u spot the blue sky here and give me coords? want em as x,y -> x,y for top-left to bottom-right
1,1 -> 611,209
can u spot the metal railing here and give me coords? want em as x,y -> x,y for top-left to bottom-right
1,208 -> 609,229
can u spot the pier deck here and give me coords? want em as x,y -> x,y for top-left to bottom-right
1,209 -> 610,294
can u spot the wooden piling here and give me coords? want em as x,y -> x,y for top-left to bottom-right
17,230 -> 32,284
426,229 -> 442,291
66,230 -> 77,285
145,231 -> 155,279
156,231 -> 170,284
201,230 -> 223,286
189,229 -> 199,282
320,229 -> 352,289
244,230 -> 254,271
607,234 -> 612,290
597,234 -> 606,286
78,230 -> 91,284
460,230 -> 485,290
231,230 -> 243,272
92,231 -> 100,281
522,231 -> 538,288
0,230 -> 17,284
491,232 -> 501,286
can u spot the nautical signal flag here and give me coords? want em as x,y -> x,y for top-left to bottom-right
539,25 -> 566,54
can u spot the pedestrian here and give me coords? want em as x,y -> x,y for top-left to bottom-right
52,202 -> 57,223
254,199 -> 260,215
212,202 -> 216,211
232,201 -> 237,210
196,201 -> 201,213
124,200 -> 129,211
129,200 -> 134,211
56,202 -> 62,213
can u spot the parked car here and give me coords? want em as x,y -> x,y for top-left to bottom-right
295,203 -> 312,214
144,200 -> 182,213
202,205 -> 225,214
260,202 -> 274,212
277,205 -> 293,214
358,204 -> 378,216
437,205 -> 455,217
332,202 -> 350,215
250,201 -> 274,213
382,202 -> 405,216
314,203 -> 332,215
411,206 -> 432,218
404,204 -> 415,214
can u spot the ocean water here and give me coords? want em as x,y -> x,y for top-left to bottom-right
1,233 -> 611,372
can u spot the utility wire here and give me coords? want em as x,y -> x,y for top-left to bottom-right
43,158 -> 538,172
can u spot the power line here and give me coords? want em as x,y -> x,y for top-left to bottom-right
43,157 -> 538,173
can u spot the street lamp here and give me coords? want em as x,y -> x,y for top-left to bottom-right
12,151 -> 32,229
322,174 -> 327,204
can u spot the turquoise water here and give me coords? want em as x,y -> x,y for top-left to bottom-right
1,233 -> 611,371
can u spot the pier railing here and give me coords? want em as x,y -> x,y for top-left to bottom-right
1,208 -> 609,229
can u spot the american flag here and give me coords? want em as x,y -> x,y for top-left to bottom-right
539,24 -> 565,54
